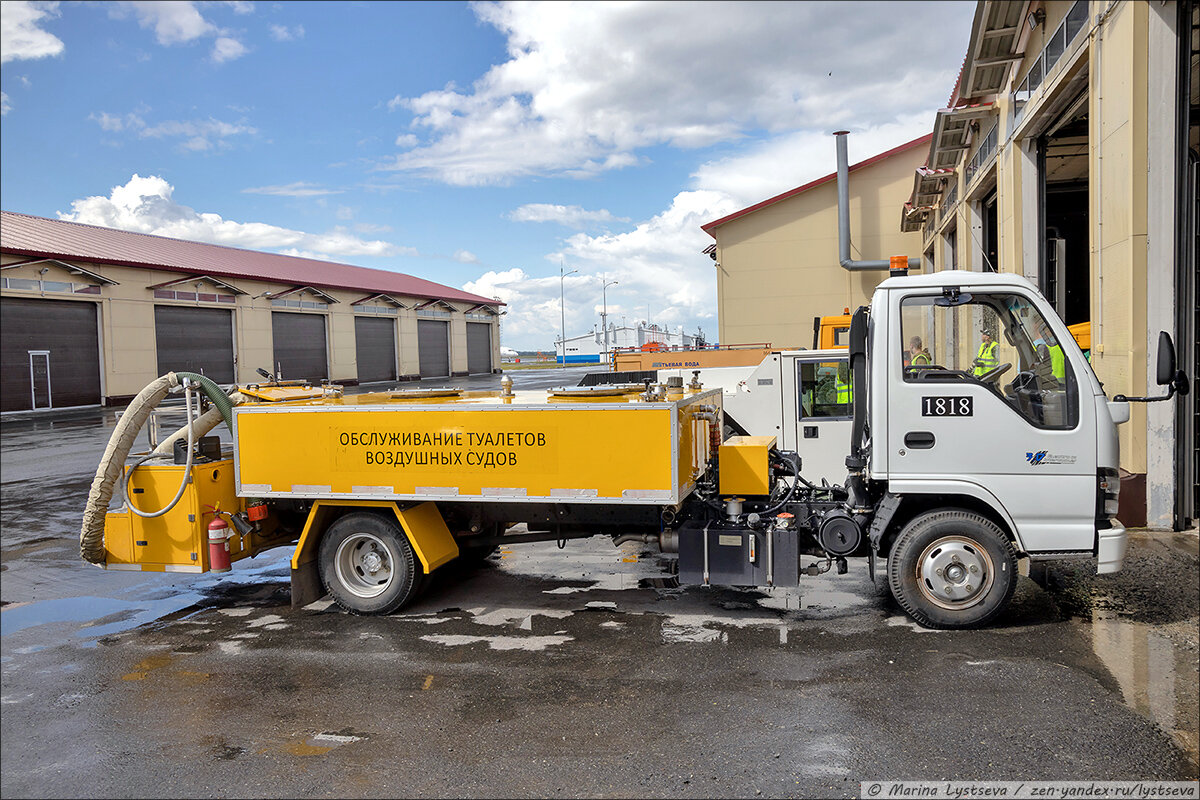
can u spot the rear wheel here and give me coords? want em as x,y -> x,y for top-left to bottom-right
887,510 -> 1017,629
319,512 -> 424,614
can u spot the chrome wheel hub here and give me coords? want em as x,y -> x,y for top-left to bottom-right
916,536 -> 994,610
334,533 -> 394,599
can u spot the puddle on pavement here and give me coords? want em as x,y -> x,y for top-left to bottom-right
1083,610 -> 1199,768
0,593 -> 204,639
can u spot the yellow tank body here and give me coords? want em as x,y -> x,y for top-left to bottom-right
233,388 -> 723,505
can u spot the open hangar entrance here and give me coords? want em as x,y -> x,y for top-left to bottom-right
1037,92 -> 1090,328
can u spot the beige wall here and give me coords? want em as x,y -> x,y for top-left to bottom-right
0,255 -> 500,402
710,143 -> 929,348
1090,0 -> 1151,473
911,1 -> 1181,518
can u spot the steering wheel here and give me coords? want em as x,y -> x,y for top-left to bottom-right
976,362 -> 1012,383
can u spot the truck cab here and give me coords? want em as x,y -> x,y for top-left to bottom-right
863,270 -> 1127,576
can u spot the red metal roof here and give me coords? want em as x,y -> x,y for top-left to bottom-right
700,133 -> 934,236
0,210 -> 502,306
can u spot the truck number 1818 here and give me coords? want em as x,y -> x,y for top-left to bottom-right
921,396 -> 973,417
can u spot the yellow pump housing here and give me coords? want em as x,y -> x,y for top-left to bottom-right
718,435 -> 776,496
103,457 -> 245,573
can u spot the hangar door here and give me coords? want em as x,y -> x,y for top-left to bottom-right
154,306 -> 235,384
272,312 -> 328,382
355,316 -> 397,383
417,320 -> 450,378
1,297 -> 101,412
467,322 -> 492,375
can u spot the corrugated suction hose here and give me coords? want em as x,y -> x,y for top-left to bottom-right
79,372 -> 239,565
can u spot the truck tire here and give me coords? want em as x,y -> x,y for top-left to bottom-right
319,512 -> 424,615
887,510 -> 1017,629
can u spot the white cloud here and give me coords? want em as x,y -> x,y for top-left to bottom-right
111,1 -> 215,45
453,250 -> 479,264
90,110 -> 255,151
508,203 -> 627,229
1,1 -> 65,64
59,174 -> 410,260
691,113 -> 935,209
268,23 -> 303,41
394,133 -> 418,148
242,182 -> 340,197
1,92 -> 10,116
463,267 -> 564,350
462,191 -> 733,351
106,1 -> 247,62
211,35 -> 248,63
382,1 -> 971,186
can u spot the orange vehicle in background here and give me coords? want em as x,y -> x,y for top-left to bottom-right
610,342 -> 779,371
608,313 -> 855,371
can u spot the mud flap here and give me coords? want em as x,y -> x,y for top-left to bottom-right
291,560 -> 323,608
393,502 -> 459,572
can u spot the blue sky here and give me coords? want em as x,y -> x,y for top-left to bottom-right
1,1 -> 975,350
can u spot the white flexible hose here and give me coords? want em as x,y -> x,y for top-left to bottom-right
80,373 -> 180,564
126,380 -> 195,518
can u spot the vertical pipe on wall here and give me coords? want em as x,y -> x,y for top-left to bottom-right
833,131 -> 922,272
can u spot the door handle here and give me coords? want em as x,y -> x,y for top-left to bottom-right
903,431 -> 936,449
803,426 -> 818,439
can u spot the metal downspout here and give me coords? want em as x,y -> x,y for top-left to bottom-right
834,130 -> 922,272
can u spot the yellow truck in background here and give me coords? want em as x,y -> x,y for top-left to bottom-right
818,313 -> 1090,356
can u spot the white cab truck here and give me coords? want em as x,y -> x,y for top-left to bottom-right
83,270 -> 1186,629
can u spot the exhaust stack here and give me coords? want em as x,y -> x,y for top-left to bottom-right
834,130 -> 921,272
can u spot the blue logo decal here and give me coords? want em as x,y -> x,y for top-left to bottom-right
1026,451 -> 1047,465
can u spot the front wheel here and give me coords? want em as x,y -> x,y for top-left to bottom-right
887,510 -> 1017,629
319,512 -> 424,614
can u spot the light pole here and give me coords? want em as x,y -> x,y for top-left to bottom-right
559,263 -> 577,367
601,276 -> 618,365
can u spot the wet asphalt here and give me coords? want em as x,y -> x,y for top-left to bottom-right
1,366 -> 1197,798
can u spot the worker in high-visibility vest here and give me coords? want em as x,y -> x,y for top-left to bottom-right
1033,319 -> 1066,382
908,336 -> 931,367
835,363 -> 853,406
973,326 -> 999,377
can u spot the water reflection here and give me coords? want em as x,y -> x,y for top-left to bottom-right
1087,611 -> 1199,768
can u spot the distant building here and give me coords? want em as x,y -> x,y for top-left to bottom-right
1,211 -> 503,412
555,322 -> 697,364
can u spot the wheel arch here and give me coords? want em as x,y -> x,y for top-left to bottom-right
873,485 -> 1024,558
290,501 -> 460,606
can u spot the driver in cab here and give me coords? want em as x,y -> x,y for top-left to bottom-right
973,326 -> 1000,378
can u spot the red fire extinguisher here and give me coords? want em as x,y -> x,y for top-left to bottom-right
208,515 -> 232,573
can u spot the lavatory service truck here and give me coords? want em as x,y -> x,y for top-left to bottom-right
80,270 -> 1187,629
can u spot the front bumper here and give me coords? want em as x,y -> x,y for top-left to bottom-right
1096,520 -> 1127,574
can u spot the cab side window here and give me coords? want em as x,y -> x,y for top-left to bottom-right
899,293 -> 1078,430
798,360 -> 851,419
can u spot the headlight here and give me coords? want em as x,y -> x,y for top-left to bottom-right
1097,468 -> 1120,519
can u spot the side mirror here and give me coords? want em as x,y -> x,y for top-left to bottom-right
1115,331 -> 1189,402
1156,331 -> 1176,386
